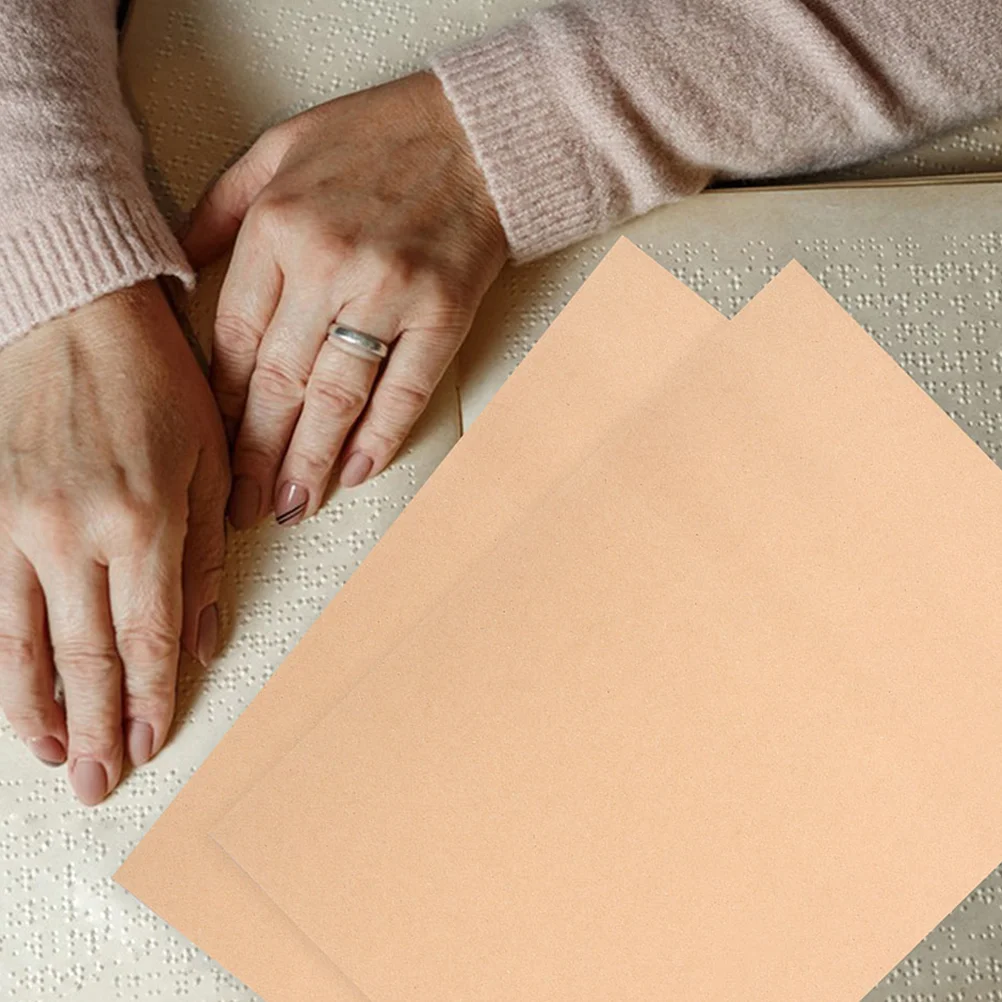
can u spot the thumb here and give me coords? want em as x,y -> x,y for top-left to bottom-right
181,442 -> 230,668
182,132 -> 283,269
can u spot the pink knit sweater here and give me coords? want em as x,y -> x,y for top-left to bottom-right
0,0 -> 1000,347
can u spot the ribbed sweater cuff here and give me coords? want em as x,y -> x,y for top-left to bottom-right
432,24 -> 599,262
0,187 -> 194,348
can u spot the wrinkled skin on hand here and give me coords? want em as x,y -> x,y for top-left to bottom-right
0,282 -> 229,804
183,70 -> 508,528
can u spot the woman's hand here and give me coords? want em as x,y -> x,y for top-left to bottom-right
183,70 -> 507,528
0,282 -> 229,804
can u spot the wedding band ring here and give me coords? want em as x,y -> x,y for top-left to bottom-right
326,324 -> 389,362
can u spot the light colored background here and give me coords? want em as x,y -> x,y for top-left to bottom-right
3,1 -> 1002,999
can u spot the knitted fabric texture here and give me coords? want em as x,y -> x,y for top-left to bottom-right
1,0 -> 1001,342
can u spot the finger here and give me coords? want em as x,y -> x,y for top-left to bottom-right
210,223 -> 283,445
37,560 -> 123,806
272,284 -> 404,524
228,279 -> 335,529
106,516 -> 185,769
183,132 -> 284,269
340,323 -> 462,487
271,335 -> 383,525
0,542 -> 66,766
181,444 -> 229,669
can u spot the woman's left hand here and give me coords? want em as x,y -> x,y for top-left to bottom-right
183,71 -> 507,529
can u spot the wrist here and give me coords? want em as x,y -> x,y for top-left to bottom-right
416,70 -> 509,270
431,24 -> 592,263
1,282 -> 189,388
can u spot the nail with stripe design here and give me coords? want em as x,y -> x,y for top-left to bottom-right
275,482 -> 309,527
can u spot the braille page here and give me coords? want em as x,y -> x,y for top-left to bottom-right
115,239 -> 724,1002
218,262 -> 1002,1002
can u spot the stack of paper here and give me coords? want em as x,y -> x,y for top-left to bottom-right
117,239 -> 1002,1002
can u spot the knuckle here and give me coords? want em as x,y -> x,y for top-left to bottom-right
56,644 -> 119,685
249,194 -> 353,275
367,245 -> 420,289
116,623 -> 179,669
192,561 -> 225,602
357,425 -> 398,456
125,676 -> 177,720
0,632 -> 38,673
252,190 -> 302,237
246,125 -> 292,171
377,381 -> 432,422
214,310 -> 264,355
253,358 -> 308,403
108,496 -> 176,556
310,377 -> 367,420
117,502 -> 163,551
67,728 -> 120,762
29,488 -> 71,520
30,494 -> 80,558
291,447 -> 332,481
310,230 -> 352,267
256,123 -> 289,155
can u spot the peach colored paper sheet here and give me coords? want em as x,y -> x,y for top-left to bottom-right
115,240 -> 724,1001
218,262 -> 1002,1002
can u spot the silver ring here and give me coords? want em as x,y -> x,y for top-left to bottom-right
326,323 -> 389,362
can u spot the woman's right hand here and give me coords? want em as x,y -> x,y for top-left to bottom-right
0,281 -> 229,804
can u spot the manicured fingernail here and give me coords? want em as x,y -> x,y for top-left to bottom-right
196,603 -> 219,666
228,476 -> 261,529
71,759 -> 109,805
275,482 -> 309,527
127,721 -> 154,767
340,453 -> 373,488
28,735 -> 66,766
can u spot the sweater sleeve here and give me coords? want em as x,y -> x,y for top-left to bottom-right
432,0 -> 1002,261
0,0 -> 193,347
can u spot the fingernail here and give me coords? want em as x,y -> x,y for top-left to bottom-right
28,735 -> 66,766
71,759 -> 109,805
275,482 -> 309,527
228,476 -> 261,529
196,603 -> 219,666
127,721 -> 154,767
340,453 -> 373,488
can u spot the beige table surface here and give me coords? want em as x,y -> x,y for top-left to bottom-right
3,2 -> 1002,1000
